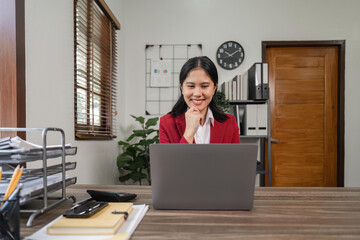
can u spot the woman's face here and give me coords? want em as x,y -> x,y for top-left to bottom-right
181,68 -> 217,114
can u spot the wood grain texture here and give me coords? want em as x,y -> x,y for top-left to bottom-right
275,67 -> 324,80
267,46 -> 338,187
0,0 -> 26,138
274,165 -> 323,178
275,152 -> 323,166
275,117 -> 323,129
276,79 -> 324,92
275,56 -> 325,68
275,129 -> 323,141
276,92 -> 324,104
275,104 -> 324,117
20,185 -> 360,239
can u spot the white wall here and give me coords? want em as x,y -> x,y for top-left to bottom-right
26,0 -> 360,186
25,0 -> 125,185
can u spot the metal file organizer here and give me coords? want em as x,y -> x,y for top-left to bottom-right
229,100 -> 278,187
0,128 -> 77,226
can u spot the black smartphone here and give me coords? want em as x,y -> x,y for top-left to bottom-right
63,200 -> 108,218
87,190 -> 137,202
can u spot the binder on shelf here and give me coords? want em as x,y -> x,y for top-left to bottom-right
262,63 -> 269,100
243,104 -> 268,136
231,76 -> 237,101
220,79 -> 233,101
225,81 -> 230,100
236,75 -> 241,100
257,104 -> 268,135
248,62 -> 269,100
240,71 -> 248,100
248,63 -> 262,100
222,74 -> 243,101
244,105 -> 257,135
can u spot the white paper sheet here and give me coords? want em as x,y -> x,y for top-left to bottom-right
150,59 -> 172,87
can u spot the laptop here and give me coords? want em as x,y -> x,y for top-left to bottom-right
150,144 -> 258,210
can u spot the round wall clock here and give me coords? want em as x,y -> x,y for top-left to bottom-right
216,41 -> 245,70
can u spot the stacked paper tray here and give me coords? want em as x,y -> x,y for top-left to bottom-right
0,147 -> 77,164
0,175 -> 77,205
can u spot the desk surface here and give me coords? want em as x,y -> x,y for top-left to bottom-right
21,185 -> 360,239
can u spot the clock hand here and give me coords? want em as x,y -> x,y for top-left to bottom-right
229,49 -> 239,57
224,51 -> 232,57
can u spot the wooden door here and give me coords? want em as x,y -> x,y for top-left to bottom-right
0,0 -> 26,138
266,46 -> 338,187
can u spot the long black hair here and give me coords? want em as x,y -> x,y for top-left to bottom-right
169,56 -> 229,123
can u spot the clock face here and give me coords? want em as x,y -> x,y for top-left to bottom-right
216,41 -> 245,70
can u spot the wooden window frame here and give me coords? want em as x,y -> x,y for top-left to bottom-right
74,0 -> 120,140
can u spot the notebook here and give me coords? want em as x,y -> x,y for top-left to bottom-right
150,144 -> 258,210
47,202 -> 133,235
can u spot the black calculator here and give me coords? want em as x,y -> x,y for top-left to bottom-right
87,190 -> 137,202
63,199 -> 108,218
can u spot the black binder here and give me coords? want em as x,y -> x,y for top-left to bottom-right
247,62 -> 269,100
262,63 -> 269,100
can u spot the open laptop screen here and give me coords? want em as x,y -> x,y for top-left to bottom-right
150,144 -> 257,210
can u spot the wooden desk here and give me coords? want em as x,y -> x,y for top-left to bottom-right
21,185 -> 360,239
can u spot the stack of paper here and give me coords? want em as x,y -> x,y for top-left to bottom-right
25,204 -> 149,240
0,136 -> 71,154
0,175 -> 77,205
0,136 -> 76,164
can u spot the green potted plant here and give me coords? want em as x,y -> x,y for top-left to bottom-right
117,115 -> 159,185
215,91 -> 230,112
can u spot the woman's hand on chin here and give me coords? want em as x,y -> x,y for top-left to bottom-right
183,107 -> 202,143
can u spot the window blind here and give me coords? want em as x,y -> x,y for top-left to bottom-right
74,0 -> 120,139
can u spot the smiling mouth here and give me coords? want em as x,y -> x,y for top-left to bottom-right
191,99 -> 204,105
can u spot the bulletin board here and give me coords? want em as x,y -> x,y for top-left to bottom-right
145,44 -> 203,115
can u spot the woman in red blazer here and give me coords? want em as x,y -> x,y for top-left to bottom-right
159,56 -> 240,144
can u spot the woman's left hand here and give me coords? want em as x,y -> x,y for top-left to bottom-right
183,107 -> 203,143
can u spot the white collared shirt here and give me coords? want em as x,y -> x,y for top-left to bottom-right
194,108 -> 214,144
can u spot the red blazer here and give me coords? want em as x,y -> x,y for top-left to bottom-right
159,113 -> 240,144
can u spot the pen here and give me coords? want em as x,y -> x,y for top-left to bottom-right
77,203 -> 101,215
71,197 -> 93,209
89,203 -> 101,212
0,166 -> 2,184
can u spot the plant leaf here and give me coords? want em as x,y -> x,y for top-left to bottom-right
127,157 -> 145,170
139,138 -> 158,146
123,166 -> 132,171
119,174 -> 131,182
118,140 -> 129,146
116,114 -> 160,185
125,145 -> 139,158
127,129 -> 157,141
145,117 -> 159,129
151,134 -> 160,143
129,171 -> 147,182
127,131 -> 146,141
117,155 -> 132,168
131,115 -> 145,124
